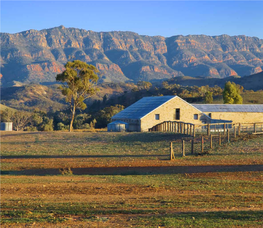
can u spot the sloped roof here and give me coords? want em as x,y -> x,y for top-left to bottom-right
112,96 -> 175,120
108,120 -> 128,125
193,104 -> 263,113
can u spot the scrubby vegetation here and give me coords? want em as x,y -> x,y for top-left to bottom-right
1,79 -> 263,131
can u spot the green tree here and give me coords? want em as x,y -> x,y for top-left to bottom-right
0,108 -> 14,122
12,111 -> 32,131
56,60 -> 99,132
95,104 -> 124,128
223,82 -> 243,104
137,81 -> 152,90
204,91 -> 213,104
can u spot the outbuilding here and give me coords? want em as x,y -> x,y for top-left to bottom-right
107,120 -> 128,132
1,122 -> 13,131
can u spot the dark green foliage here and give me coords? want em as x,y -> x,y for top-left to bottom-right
73,113 -> 91,129
95,105 -> 125,128
204,91 -> 213,104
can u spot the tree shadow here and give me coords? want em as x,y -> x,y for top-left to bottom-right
1,154 -> 169,159
2,164 -> 262,176
114,132 -> 189,143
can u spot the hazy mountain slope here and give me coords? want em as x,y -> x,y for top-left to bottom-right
0,82 -> 136,112
1,84 -> 66,112
1,26 -> 263,87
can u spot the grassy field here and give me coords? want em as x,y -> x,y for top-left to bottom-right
1,131 -> 263,227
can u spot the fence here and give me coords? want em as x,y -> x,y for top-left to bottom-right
149,121 -> 195,136
149,121 -> 263,137
169,129 -> 239,160
167,122 -> 263,160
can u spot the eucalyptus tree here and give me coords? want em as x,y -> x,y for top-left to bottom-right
56,60 -> 99,132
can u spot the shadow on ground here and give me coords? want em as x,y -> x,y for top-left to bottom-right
113,132 -> 189,143
2,164 -> 263,176
0,154 -> 169,159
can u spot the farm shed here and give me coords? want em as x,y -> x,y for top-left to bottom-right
193,104 -> 263,124
1,122 -> 13,131
110,95 -> 263,132
111,96 -> 210,132
107,120 -> 128,132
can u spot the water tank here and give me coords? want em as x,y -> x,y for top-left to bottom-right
107,121 -> 128,132
1,122 -> 13,131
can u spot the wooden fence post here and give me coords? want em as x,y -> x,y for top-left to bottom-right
224,123 -> 226,135
193,125 -> 195,137
234,125 -> 236,138
191,138 -> 194,154
219,132 -> 221,146
210,135 -> 213,149
201,136 -> 204,153
182,140 -> 185,157
227,129 -> 230,143
254,123 -> 257,133
207,124 -> 210,136
238,123 -> 241,135
170,142 -> 175,160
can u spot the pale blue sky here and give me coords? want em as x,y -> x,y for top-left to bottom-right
1,1 -> 263,38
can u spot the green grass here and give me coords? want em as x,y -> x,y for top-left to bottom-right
134,211 -> 263,228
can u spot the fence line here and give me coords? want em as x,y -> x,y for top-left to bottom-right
149,121 -> 263,137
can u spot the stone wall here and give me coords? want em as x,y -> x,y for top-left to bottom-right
140,97 -> 210,132
204,112 -> 263,124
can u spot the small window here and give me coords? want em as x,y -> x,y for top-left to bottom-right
175,109 -> 180,120
194,114 -> 198,120
155,114 -> 160,120
208,113 -> 212,118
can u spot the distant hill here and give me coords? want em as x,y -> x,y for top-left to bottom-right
166,71 -> 263,91
0,104 -> 16,112
0,82 -> 136,112
1,26 -> 263,87
1,84 -> 66,112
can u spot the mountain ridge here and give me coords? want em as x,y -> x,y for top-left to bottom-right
1,26 -> 263,87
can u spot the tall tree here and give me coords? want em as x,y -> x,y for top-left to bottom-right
223,82 -> 243,104
56,60 -> 99,132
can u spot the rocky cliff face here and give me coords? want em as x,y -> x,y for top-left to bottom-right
1,26 -> 263,87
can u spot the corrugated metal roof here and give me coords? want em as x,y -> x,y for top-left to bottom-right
112,96 -> 175,120
108,120 -> 128,125
193,104 -> 263,113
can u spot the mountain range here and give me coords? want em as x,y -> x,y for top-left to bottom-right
1,26 -> 263,87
